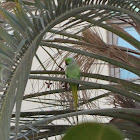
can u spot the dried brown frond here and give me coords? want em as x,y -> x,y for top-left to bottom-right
81,28 -> 140,71
82,28 -> 106,47
81,28 -> 140,109
0,1 -> 35,23
77,28 -> 140,110
0,2 -> 16,21
112,94 -> 136,108
0,2 -> 15,11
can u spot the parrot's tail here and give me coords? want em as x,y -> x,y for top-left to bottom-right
71,84 -> 79,124
71,84 -> 78,111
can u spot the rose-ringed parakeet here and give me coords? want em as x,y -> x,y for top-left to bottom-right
65,57 -> 80,111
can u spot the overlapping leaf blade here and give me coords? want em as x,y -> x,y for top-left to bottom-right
0,0 -> 139,139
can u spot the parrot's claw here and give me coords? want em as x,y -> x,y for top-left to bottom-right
65,83 -> 68,91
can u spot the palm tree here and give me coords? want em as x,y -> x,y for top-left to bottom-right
0,0 -> 140,139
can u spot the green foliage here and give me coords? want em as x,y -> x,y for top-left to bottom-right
62,122 -> 124,140
0,0 -> 139,139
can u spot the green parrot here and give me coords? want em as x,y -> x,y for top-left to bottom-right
65,57 -> 80,111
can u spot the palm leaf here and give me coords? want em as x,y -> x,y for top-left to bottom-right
0,0 -> 139,139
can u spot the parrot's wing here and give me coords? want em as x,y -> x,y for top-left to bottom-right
77,70 -> 80,79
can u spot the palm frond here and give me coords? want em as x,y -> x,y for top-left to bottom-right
0,0 -> 139,139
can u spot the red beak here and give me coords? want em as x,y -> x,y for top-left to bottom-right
65,61 -> 68,65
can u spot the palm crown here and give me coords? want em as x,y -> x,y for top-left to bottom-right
0,0 -> 140,139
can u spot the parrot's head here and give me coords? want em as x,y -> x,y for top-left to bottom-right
65,57 -> 74,65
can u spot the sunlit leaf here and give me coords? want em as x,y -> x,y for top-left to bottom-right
62,122 -> 124,140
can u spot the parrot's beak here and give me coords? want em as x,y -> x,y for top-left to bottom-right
65,61 -> 68,65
